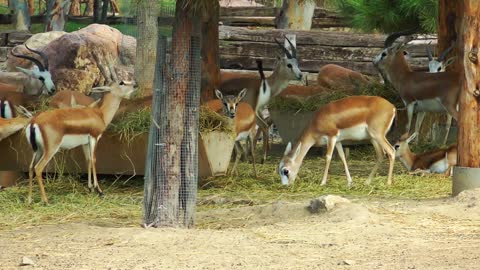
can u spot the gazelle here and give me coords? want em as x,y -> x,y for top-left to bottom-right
220,36 -> 303,163
394,132 -> 457,176
25,82 -> 135,204
204,89 -> 258,177
427,42 -> 456,73
7,45 -> 56,94
279,96 -> 396,187
0,107 -> 31,141
373,30 -> 460,142
49,90 -> 98,109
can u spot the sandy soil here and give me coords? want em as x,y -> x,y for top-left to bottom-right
1,190 -> 480,270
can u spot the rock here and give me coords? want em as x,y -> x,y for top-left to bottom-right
8,24 -> 136,94
339,259 -> 356,266
20,256 -> 35,266
307,195 -> 351,213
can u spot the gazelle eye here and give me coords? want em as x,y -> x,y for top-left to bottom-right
287,64 -> 292,68
403,51 -> 408,55
282,168 -> 289,176
437,67 -> 442,72
39,76 -> 45,81
394,145 -> 400,150
381,52 -> 387,57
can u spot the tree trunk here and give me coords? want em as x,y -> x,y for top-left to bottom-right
457,1 -> 480,167
27,0 -> 34,15
45,0 -> 72,31
135,0 -> 158,97
69,0 -> 81,16
93,0 -> 101,22
11,0 -> 31,31
100,0 -> 109,23
438,1 -> 460,72
84,0 -> 94,16
158,0 -> 193,226
200,1 -> 220,103
275,0 -> 315,30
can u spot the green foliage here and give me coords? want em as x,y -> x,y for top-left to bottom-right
334,0 -> 438,33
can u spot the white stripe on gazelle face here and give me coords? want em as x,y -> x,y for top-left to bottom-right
215,88 -> 248,119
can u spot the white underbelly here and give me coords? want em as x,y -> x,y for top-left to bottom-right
337,124 -> 370,141
414,99 -> 447,113
236,131 -> 250,141
429,158 -> 449,173
60,134 -> 90,150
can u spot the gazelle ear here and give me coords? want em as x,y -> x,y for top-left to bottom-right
293,142 -> 302,159
215,89 -> 223,100
16,66 -> 34,77
237,88 -> 248,101
406,132 -> 418,144
284,142 -> 292,156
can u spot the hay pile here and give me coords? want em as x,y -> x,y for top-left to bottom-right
270,82 -> 402,113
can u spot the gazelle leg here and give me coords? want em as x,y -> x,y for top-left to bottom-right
230,141 -> 242,176
249,133 -> 258,178
89,137 -> 103,196
335,142 -> 352,187
33,149 -> 58,204
321,136 -> 337,186
28,151 -> 39,204
414,111 -> 425,143
82,144 -> 92,192
377,136 -> 395,185
366,139 -> 384,185
255,114 -> 269,164
406,103 -> 415,134
443,114 -> 452,145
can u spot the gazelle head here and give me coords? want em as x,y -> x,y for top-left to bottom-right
273,36 -> 303,81
10,44 -> 56,95
215,88 -> 247,119
427,42 -> 456,73
92,81 -> 136,100
278,142 -> 302,186
393,132 -> 417,158
373,28 -> 418,71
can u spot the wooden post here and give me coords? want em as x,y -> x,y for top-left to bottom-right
135,0 -> 159,96
157,0 -> 193,227
200,1 -> 220,103
457,1 -> 480,167
275,0 -> 315,30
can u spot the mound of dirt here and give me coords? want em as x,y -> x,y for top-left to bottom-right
454,188 -> 480,208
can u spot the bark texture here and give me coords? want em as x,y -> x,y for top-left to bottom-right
275,0 -> 316,30
200,1 -> 220,103
135,0 -> 159,96
457,1 -> 480,167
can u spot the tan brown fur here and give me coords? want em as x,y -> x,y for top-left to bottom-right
279,96 -> 396,187
0,117 -> 29,141
394,132 -> 457,176
317,64 -> 372,92
49,90 -> 96,109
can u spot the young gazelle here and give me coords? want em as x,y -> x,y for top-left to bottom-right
26,82 -> 135,203
204,89 -> 258,177
279,96 -> 396,187
394,132 -> 457,176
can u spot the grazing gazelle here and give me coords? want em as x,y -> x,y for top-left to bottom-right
204,89 -> 258,177
279,96 -> 396,187
373,29 -> 460,143
394,132 -> 457,176
220,36 -> 303,163
26,82 -> 135,204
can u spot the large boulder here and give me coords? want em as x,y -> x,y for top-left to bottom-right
8,24 -> 136,94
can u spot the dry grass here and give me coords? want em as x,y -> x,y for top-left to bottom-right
0,145 -> 451,231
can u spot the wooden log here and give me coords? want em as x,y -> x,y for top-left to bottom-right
219,6 -> 341,19
220,16 -> 346,28
220,54 -> 429,74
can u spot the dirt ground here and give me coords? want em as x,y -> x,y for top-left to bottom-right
1,190 -> 479,270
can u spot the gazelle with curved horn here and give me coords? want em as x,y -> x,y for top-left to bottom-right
393,132 -> 457,176
25,82 -> 135,204
373,29 -> 460,142
427,42 -> 456,73
10,44 -> 55,95
220,35 -> 303,163
279,96 -> 396,187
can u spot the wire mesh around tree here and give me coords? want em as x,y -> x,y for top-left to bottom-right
143,29 -> 201,228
